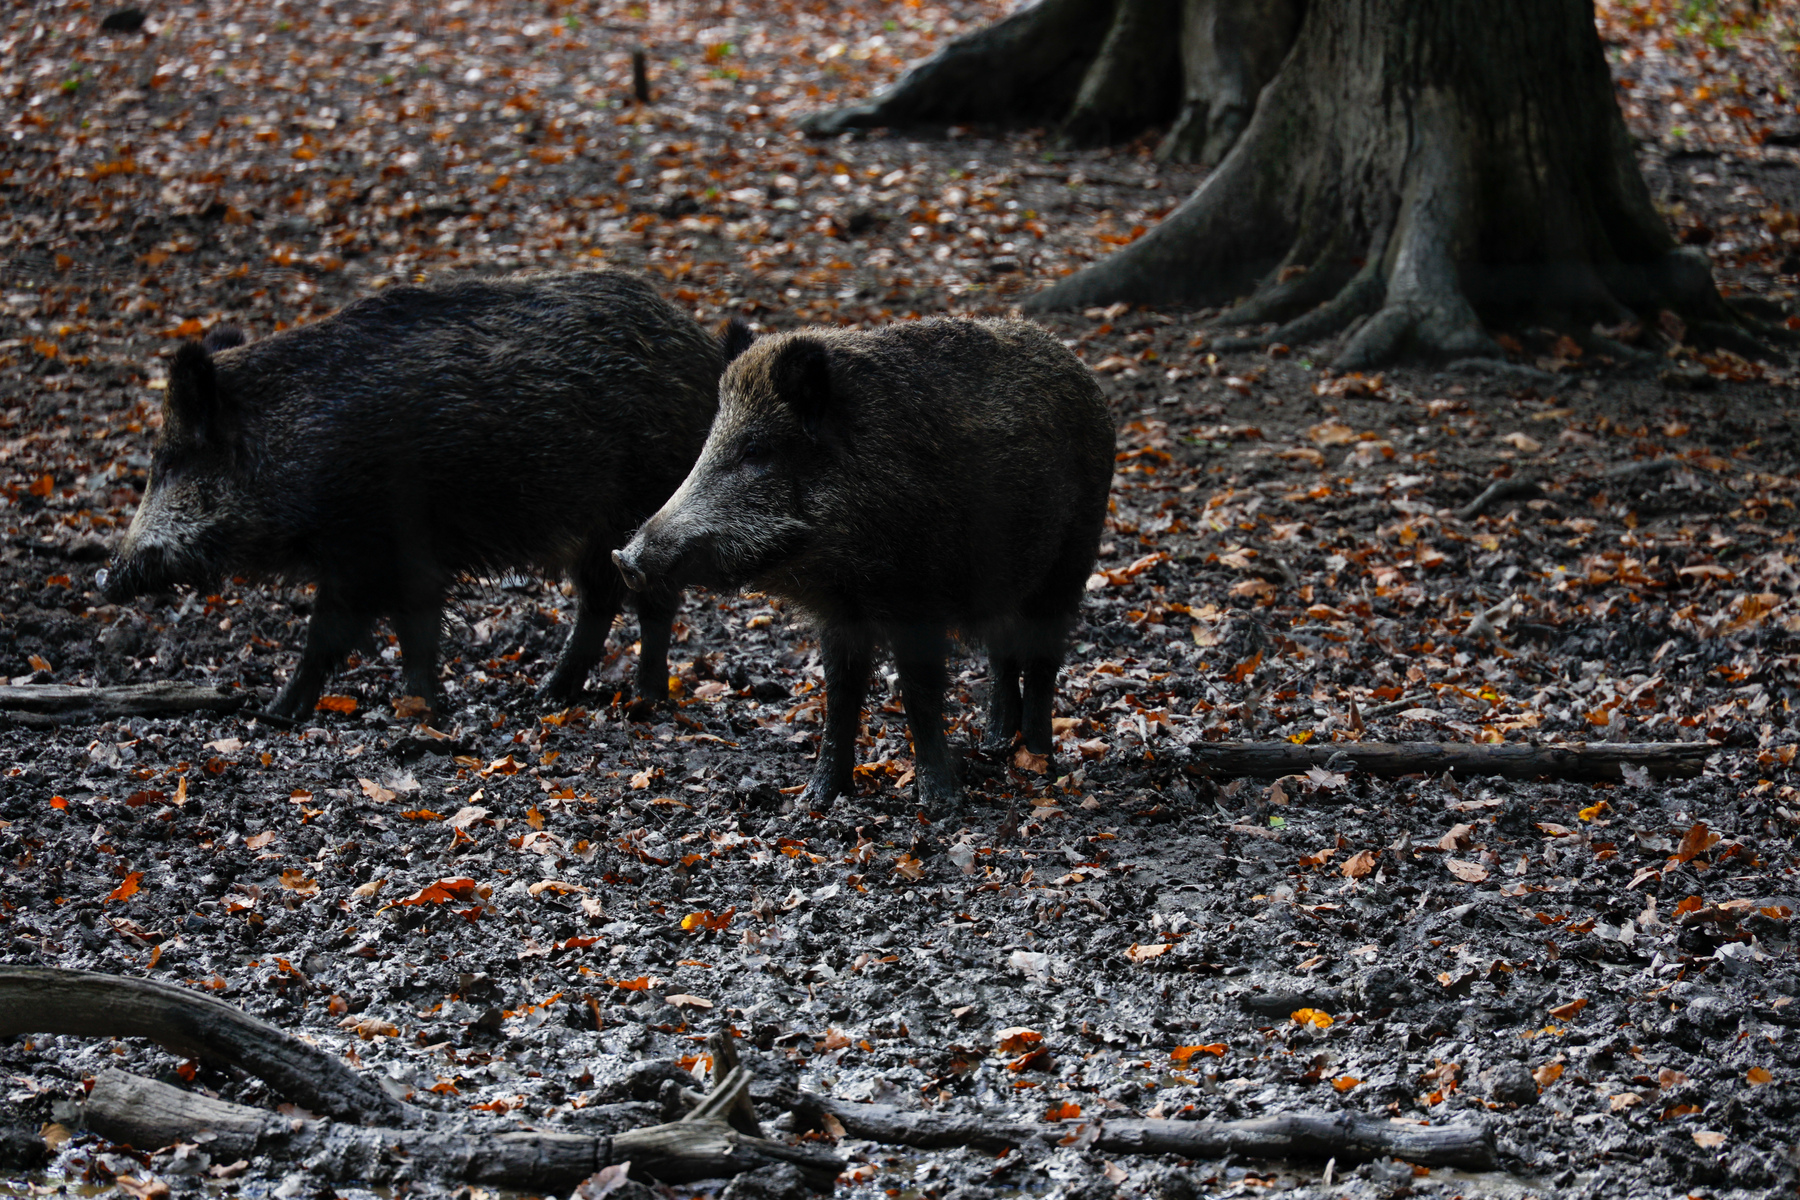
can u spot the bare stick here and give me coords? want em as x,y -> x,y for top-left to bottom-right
1455,477 -> 1544,520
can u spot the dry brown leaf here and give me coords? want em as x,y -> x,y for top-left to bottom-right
1341,849 -> 1377,878
1445,858 -> 1489,883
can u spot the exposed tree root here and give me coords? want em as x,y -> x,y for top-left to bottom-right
0,967 -> 415,1126
83,1069 -> 843,1192
1181,740 -> 1711,783
1025,0 -> 1784,370
0,681 -> 245,727
769,1085 -> 1498,1171
800,0 -> 1290,165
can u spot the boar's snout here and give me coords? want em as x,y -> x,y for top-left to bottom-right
612,546 -> 649,592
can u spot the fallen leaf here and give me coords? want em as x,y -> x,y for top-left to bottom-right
1044,1100 -> 1082,1121
1747,1066 -> 1773,1085
1445,858 -> 1489,883
1532,1062 -> 1564,1087
1548,998 -> 1588,1021
665,994 -> 713,1009
278,870 -> 318,896
106,872 -> 143,903
315,695 -> 357,714
1332,1075 -> 1360,1092
1291,1008 -> 1333,1029
1125,942 -> 1170,963
1171,1044 -> 1227,1062
1691,1131 -> 1727,1149
1341,849 -> 1377,878
359,777 -> 397,804
996,1027 -> 1043,1055
245,831 -> 278,850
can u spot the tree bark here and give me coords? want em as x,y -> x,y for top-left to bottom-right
1027,0 -> 1747,367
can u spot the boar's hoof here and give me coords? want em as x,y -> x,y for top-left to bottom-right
797,776 -> 846,814
533,677 -> 584,707
624,694 -> 664,722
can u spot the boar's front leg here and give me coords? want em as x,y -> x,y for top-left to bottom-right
269,590 -> 371,720
391,605 -> 444,716
799,624 -> 874,811
538,555 -> 624,707
892,625 -> 965,811
629,587 -> 680,716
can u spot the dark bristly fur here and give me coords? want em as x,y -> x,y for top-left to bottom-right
102,270 -> 739,720
616,318 -> 1115,812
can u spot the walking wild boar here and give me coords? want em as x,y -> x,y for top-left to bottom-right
614,318 -> 1114,810
99,271 -> 747,720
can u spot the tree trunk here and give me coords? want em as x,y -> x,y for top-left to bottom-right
800,0 -> 1283,163
1026,0 -> 1748,367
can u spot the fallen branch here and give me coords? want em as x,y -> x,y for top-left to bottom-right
769,1086 -> 1495,1170
1455,477 -> 1544,520
0,967 -> 415,1126
1182,739 -> 1709,782
0,681 -> 244,726
82,1069 -> 843,1191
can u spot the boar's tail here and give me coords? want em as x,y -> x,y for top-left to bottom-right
720,317 -> 755,364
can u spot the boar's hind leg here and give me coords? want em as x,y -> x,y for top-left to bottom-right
982,649 -> 1023,751
537,563 -> 624,706
269,595 -> 371,720
1020,614 -> 1078,759
892,626 -> 965,809
391,606 -> 444,713
799,625 -> 875,811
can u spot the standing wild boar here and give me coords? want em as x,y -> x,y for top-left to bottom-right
613,318 -> 1115,810
100,271 -> 746,720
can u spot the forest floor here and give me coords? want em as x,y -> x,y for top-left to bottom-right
2,1 -> 1800,1198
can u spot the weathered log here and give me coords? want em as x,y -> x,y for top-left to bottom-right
1183,740 -> 1709,782
0,681 -> 244,725
770,1086 -> 1496,1171
81,1070 -> 844,1191
0,967 -> 416,1126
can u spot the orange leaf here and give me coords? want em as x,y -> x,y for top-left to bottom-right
1171,1044 -> 1227,1062
106,872 -> 143,903
315,695 -> 357,714
397,877 -> 478,906
1533,1062 -> 1564,1087
1044,1101 -> 1082,1121
1341,849 -> 1377,878
995,1027 -> 1042,1055
1548,998 -> 1588,1021
1747,1066 -> 1773,1085
1332,1075 -> 1361,1092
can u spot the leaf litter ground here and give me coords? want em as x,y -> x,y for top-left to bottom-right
1,1 -> 1799,1198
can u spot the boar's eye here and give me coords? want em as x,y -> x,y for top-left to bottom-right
738,439 -> 773,470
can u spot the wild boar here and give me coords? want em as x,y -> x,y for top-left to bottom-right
100,270 -> 747,720
614,318 -> 1114,809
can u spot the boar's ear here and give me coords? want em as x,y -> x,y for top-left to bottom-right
202,325 -> 246,353
771,336 -> 833,440
166,341 -> 239,454
720,317 -> 755,364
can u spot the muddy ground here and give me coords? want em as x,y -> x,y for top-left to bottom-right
2,2 -> 1800,1199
